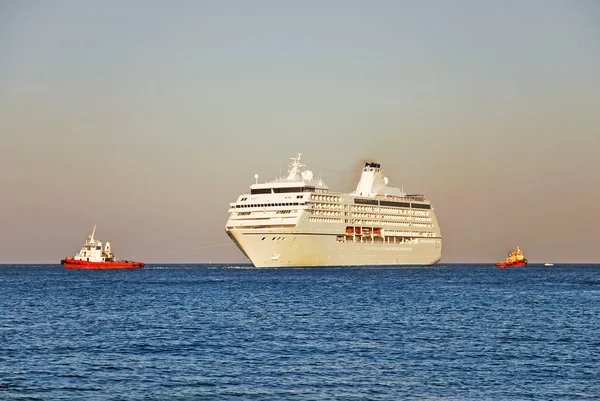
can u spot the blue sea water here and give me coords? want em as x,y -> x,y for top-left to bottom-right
0,264 -> 598,400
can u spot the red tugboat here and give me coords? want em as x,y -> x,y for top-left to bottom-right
496,246 -> 527,268
61,226 -> 144,269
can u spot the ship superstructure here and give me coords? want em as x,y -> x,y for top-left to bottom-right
71,225 -> 115,263
225,153 -> 442,267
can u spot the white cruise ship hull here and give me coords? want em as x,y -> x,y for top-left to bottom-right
227,229 -> 441,268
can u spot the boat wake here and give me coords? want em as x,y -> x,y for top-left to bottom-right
144,265 -> 194,270
227,265 -> 258,270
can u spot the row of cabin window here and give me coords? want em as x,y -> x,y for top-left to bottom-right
251,187 -> 315,194
355,198 -> 431,209
236,202 -> 302,208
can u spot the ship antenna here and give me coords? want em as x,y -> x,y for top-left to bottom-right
91,224 -> 97,241
254,174 -> 259,184
286,152 -> 304,180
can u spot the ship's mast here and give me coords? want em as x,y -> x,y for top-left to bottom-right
91,225 -> 97,241
286,152 -> 304,180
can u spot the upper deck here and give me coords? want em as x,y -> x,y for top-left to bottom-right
240,153 -> 431,208
250,153 -> 329,194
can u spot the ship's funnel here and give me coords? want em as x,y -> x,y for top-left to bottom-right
352,163 -> 405,197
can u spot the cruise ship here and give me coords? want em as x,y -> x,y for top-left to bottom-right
225,153 -> 442,267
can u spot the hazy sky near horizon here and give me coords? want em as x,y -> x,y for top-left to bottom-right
1,0 -> 599,263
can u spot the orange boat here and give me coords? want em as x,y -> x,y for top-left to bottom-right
496,246 -> 527,268
61,225 -> 144,269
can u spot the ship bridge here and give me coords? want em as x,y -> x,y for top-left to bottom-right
250,153 -> 329,194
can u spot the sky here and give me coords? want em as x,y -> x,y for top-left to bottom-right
1,0 -> 599,263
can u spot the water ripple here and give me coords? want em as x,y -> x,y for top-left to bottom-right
0,263 -> 599,400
